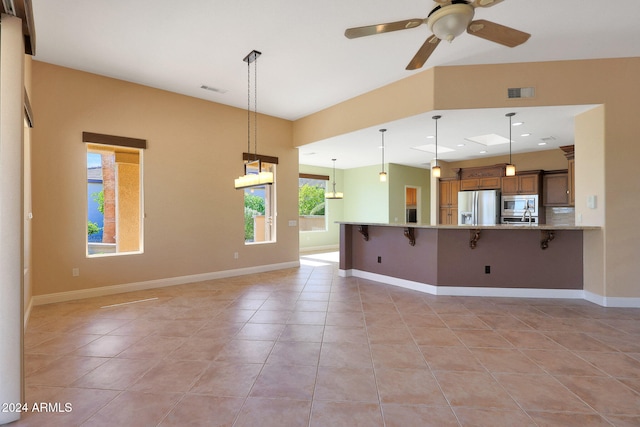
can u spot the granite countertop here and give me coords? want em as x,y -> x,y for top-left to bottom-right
338,222 -> 600,231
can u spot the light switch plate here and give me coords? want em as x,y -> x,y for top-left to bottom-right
587,195 -> 597,209
288,220 -> 297,227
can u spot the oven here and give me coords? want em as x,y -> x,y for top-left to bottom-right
501,216 -> 539,226
501,195 -> 538,217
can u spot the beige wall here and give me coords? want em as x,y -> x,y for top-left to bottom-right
24,55 -> 33,316
0,14 -> 26,424
31,61 -> 299,297
294,57 -> 640,300
293,69 -> 436,146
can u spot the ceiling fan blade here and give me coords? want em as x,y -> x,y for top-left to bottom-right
345,18 -> 424,39
471,0 -> 505,7
467,19 -> 530,47
406,35 -> 441,70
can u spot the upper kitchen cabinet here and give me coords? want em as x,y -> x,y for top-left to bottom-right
560,145 -> 575,206
458,164 -> 504,191
406,187 -> 417,206
501,172 -> 541,195
460,177 -> 502,191
543,171 -> 570,206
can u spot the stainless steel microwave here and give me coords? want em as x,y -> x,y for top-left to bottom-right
501,194 -> 538,217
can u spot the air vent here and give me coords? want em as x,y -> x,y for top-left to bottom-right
507,87 -> 535,99
200,85 -> 228,94
540,136 -> 556,142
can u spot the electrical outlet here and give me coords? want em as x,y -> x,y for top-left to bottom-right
485,265 -> 491,274
377,256 -> 382,263
234,252 -> 239,259
72,268 -> 80,277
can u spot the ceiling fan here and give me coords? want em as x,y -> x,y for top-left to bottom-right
345,0 -> 530,70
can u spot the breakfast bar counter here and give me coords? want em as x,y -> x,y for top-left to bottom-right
338,222 -> 599,298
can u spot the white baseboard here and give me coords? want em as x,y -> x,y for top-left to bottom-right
584,290 -> 640,308
32,261 -> 300,306
346,269 -> 586,301
299,245 -> 339,254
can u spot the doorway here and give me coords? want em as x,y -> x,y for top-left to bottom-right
405,186 -> 420,223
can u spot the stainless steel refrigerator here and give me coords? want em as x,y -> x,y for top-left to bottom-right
458,190 -> 500,225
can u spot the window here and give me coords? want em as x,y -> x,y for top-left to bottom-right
244,160 -> 276,244
299,174 -> 328,232
84,132 -> 145,256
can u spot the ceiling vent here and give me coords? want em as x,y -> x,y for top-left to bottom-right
507,87 -> 535,99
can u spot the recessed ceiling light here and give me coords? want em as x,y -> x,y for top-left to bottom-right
512,122 -> 524,126
479,150 -> 488,154
538,142 -> 547,146
426,135 -> 434,139
457,143 -> 465,147
521,133 -> 531,137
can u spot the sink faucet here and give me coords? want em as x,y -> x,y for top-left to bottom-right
522,208 -> 533,225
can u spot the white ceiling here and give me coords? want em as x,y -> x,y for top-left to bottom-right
32,0 -> 640,169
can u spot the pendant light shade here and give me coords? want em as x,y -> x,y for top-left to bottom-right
325,159 -> 344,199
432,115 -> 442,178
235,50 -> 274,190
505,112 -> 516,177
379,129 -> 387,182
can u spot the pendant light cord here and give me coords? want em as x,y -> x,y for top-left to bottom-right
254,57 -> 258,161
246,53 -> 259,162
381,131 -> 385,172
509,114 -> 512,164
247,59 -> 251,156
432,115 -> 441,165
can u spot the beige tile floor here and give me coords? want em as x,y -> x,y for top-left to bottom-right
13,252 -> 640,426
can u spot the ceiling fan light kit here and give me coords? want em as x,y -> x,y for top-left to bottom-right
428,2 -> 474,42
344,0 -> 531,70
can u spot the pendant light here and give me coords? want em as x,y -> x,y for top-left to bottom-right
379,129 -> 387,182
325,159 -> 344,199
234,50 -> 274,189
432,115 -> 441,178
505,112 -> 516,177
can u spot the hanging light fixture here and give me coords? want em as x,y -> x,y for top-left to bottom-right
234,50 -> 274,190
379,129 -> 387,182
505,112 -> 516,176
325,159 -> 344,199
432,115 -> 442,178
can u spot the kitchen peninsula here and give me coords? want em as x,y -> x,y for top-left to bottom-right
339,222 -> 598,299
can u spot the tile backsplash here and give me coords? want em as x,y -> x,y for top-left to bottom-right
545,207 -> 575,226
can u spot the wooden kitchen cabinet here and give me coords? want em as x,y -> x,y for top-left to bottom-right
406,187 -> 417,206
501,172 -> 540,195
543,171 -> 569,206
439,207 -> 458,225
439,178 -> 459,225
568,159 -> 575,206
560,145 -> 575,206
460,177 -> 501,191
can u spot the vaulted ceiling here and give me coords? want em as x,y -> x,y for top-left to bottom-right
31,0 -> 640,168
